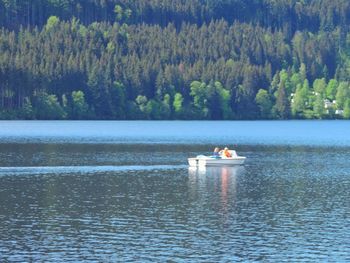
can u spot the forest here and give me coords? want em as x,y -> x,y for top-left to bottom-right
1,0 -> 350,119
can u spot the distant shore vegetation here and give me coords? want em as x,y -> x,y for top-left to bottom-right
1,0 -> 350,120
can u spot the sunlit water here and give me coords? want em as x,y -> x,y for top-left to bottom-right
0,121 -> 350,262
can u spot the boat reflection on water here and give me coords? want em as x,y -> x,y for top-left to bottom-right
188,165 -> 245,180
188,166 -> 245,214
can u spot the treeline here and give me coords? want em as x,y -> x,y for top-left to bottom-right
2,0 -> 350,33
1,0 -> 350,119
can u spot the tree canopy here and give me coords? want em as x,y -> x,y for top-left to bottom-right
1,0 -> 350,119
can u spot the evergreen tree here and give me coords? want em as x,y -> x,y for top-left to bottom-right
1,1 -> 350,120
274,84 -> 290,119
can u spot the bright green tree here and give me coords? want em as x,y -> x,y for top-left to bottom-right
326,79 -> 338,100
114,5 -> 123,22
292,83 -> 309,118
344,99 -> 350,119
313,78 -> 327,96
136,95 -> 149,118
173,93 -> 184,116
214,81 -> 232,119
336,82 -> 350,109
279,70 -> 292,94
255,89 -> 272,118
313,93 -> 324,119
190,81 -> 211,118
35,92 -> 66,120
290,72 -> 302,92
45,16 -> 60,31
71,90 -> 89,119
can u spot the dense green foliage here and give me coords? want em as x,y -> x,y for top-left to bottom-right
1,0 -> 350,119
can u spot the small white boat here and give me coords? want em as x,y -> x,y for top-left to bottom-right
188,150 -> 246,167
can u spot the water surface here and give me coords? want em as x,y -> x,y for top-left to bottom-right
0,121 -> 349,262
1,120 -> 350,146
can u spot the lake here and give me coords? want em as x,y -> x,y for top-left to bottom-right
0,121 -> 350,262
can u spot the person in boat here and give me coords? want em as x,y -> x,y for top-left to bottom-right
222,147 -> 232,158
213,147 -> 221,158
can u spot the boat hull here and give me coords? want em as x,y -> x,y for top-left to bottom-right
188,156 -> 246,167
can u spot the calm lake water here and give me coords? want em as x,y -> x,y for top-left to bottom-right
0,121 -> 350,262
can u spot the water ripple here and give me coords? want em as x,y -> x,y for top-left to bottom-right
1,142 -> 350,261
0,165 -> 186,176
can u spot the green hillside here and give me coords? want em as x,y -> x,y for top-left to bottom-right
1,0 -> 350,119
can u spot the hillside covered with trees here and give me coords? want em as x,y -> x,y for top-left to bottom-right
1,0 -> 350,119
